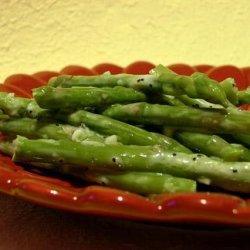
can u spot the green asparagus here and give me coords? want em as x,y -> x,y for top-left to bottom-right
0,117 -> 108,144
83,171 -> 196,194
49,65 -> 234,108
13,136 -> 250,193
177,95 -> 225,109
33,86 -> 146,110
103,102 -> 250,135
238,87 -> 250,104
0,139 -> 195,194
57,110 -> 192,153
159,95 -> 186,106
219,78 -> 239,105
152,65 -> 233,107
176,132 -> 250,161
1,63 -> 250,197
0,92 -> 43,118
158,94 -> 225,109
48,72 -> 161,92
0,141 -> 196,195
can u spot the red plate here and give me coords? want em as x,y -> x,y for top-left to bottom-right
168,63 -> 195,76
1,62 -> 250,225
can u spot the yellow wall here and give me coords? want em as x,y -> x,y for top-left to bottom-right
0,0 -> 250,81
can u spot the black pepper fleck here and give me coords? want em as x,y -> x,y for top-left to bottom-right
232,169 -> 238,173
172,153 -> 177,156
112,157 -> 116,162
193,157 -> 197,161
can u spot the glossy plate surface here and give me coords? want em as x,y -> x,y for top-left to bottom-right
1,61 -> 250,225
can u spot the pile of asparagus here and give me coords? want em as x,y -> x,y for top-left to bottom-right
1,65 -> 250,195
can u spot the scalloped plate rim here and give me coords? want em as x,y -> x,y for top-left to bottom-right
1,62 -> 250,226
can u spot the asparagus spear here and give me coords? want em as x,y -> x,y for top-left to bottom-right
176,132 -> 250,161
33,86 -> 146,110
158,94 -> 225,109
238,87 -> 250,104
0,117 -> 107,144
177,95 -> 225,109
83,171 -> 196,194
48,65 -> 234,108
0,92 -> 43,118
152,65 -> 233,107
0,140 -> 195,194
163,125 -> 225,135
230,144 -> 250,162
219,78 -> 239,105
48,72 -> 161,92
103,102 -> 250,135
13,136 -> 250,193
159,95 -> 186,106
56,110 -> 192,153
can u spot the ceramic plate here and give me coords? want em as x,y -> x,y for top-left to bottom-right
1,61 -> 250,226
